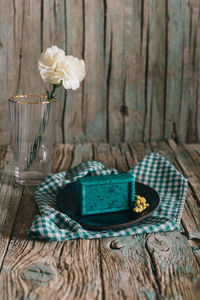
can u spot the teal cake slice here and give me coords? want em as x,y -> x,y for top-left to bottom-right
76,173 -> 135,216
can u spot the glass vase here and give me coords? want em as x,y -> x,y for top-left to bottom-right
8,95 -> 56,186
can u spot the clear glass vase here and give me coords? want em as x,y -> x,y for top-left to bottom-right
8,95 -> 56,186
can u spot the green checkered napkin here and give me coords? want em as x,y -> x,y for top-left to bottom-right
28,153 -> 187,241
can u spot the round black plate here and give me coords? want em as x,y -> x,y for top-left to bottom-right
56,181 -> 160,231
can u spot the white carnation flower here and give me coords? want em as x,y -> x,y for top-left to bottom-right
38,46 -> 66,84
38,46 -> 86,90
61,56 -> 86,90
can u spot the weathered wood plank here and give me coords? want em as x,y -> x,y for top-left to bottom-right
0,1 -> 19,144
147,141 -> 200,298
120,143 -> 137,169
1,237 -> 102,300
164,0 -> 191,142
94,141 -> 160,299
190,239 -> 200,266
183,142 -> 200,174
0,147 -> 24,269
146,231 -> 200,299
129,141 -> 152,162
96,141 -> 200,299
1,188 -> 102,300
168,139 -> 200,204
82,0 -> 105,143
151,140 -> 200,241
182,193 -> 200,240
0,145 -> 7,171
1,0 -> 200,144
184,143 -> 200,155
17,0 -> 42,95
105,0 -> 124,143
63,0 -> 85,143
70,143 -> 93,167
0,143 -> 102,300
51,143 -> 75,173
93,143 -> 115,169
110,144 -> 129,171
1,142 -> 200,299
185,0 -> 200,143
124,0 -> 148,143
143,0 -> 166,141
42,0 -> 66,143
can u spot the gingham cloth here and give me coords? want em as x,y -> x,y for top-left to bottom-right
28,153 -> 188,241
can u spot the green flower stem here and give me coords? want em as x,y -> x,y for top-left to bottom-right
25,84 -> 58,171
25,104 -> 50,171
49,84 -> 57,101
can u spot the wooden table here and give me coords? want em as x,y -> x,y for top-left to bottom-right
0,140 -> 200,300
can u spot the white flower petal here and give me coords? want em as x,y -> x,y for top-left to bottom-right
63,78 -> 80,90
38,46 -> 86,88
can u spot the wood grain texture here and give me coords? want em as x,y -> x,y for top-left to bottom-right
164,0 -> 190,142
151,141 -> 200,240
94,141 -> 200,300
1,0 -> 200,145
63,0 -> 85,143
1,141 -> 200,299
124,0 -> 148,143
143,0 -> 166,141
94,139 -> 158,299
0,144 -> 102,300
0,147 -> 24,269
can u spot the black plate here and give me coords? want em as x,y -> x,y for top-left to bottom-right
56,181 -> 160,231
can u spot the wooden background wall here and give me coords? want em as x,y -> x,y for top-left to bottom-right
0,0 -> 200,145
